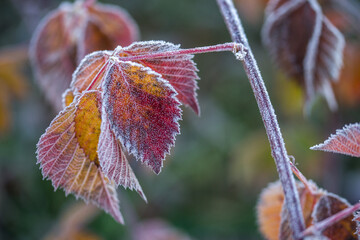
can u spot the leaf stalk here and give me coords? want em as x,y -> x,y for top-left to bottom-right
117,42 -> 246,62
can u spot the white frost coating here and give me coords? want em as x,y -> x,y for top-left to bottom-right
102,60 -> 182,174
233,43 -> 247,61
263,0 -> 345,112
125,40 -> 181,53
98,110 -> 147,202
311,123 -> 360,157
321,17 -> 345,83
304,0 -> 323,102
218,0 -> 306,236
320,79 -> 337,111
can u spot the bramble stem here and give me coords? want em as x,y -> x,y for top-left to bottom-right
216,0 -> 306,238
117,42 -> 246,61
290,161 -> 317,195
299,202 -> 360,238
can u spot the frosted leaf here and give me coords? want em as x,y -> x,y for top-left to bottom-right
120,41 -> 200,115
311,123 -> 360,157
98,111 -> 147,201
36,91 -> 123,223
70,50 -> 111,94
30,0 -> 138,110
102,60 -> 181,174
262,0 -> 345,111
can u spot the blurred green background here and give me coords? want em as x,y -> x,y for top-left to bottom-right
1,0 -> 360,239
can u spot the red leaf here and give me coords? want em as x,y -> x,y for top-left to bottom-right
71,41 -> 200,114
30,1 -> 138,110
98,111 -> 147,201
122,41 -> 200,115
37,91 -> 123,223
102,60 -> 181,174
311,123 -> 360,157
262,0 -> 345,111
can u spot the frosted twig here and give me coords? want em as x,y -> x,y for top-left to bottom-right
117,42 -> 246,62
216,0 -> 306,238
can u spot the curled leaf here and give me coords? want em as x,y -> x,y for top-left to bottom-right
311,123 -> 360,157
37,91 -> 123,223
262,0 -> 345,111
30,0 -> 138,110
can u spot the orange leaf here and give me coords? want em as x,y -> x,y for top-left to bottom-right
257,181 -> 285,240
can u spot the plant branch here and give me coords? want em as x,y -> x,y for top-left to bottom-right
290,161 -> 317,195
299,202 -> 360,238
216,0 -> 306,238
116,42 -> 246,61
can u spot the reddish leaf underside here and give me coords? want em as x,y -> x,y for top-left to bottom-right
311,123 -> 360,157
36,91 -> 123,223
30,1 -> 138,110
262,0 -> 344,111
102,60 -> 182,174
